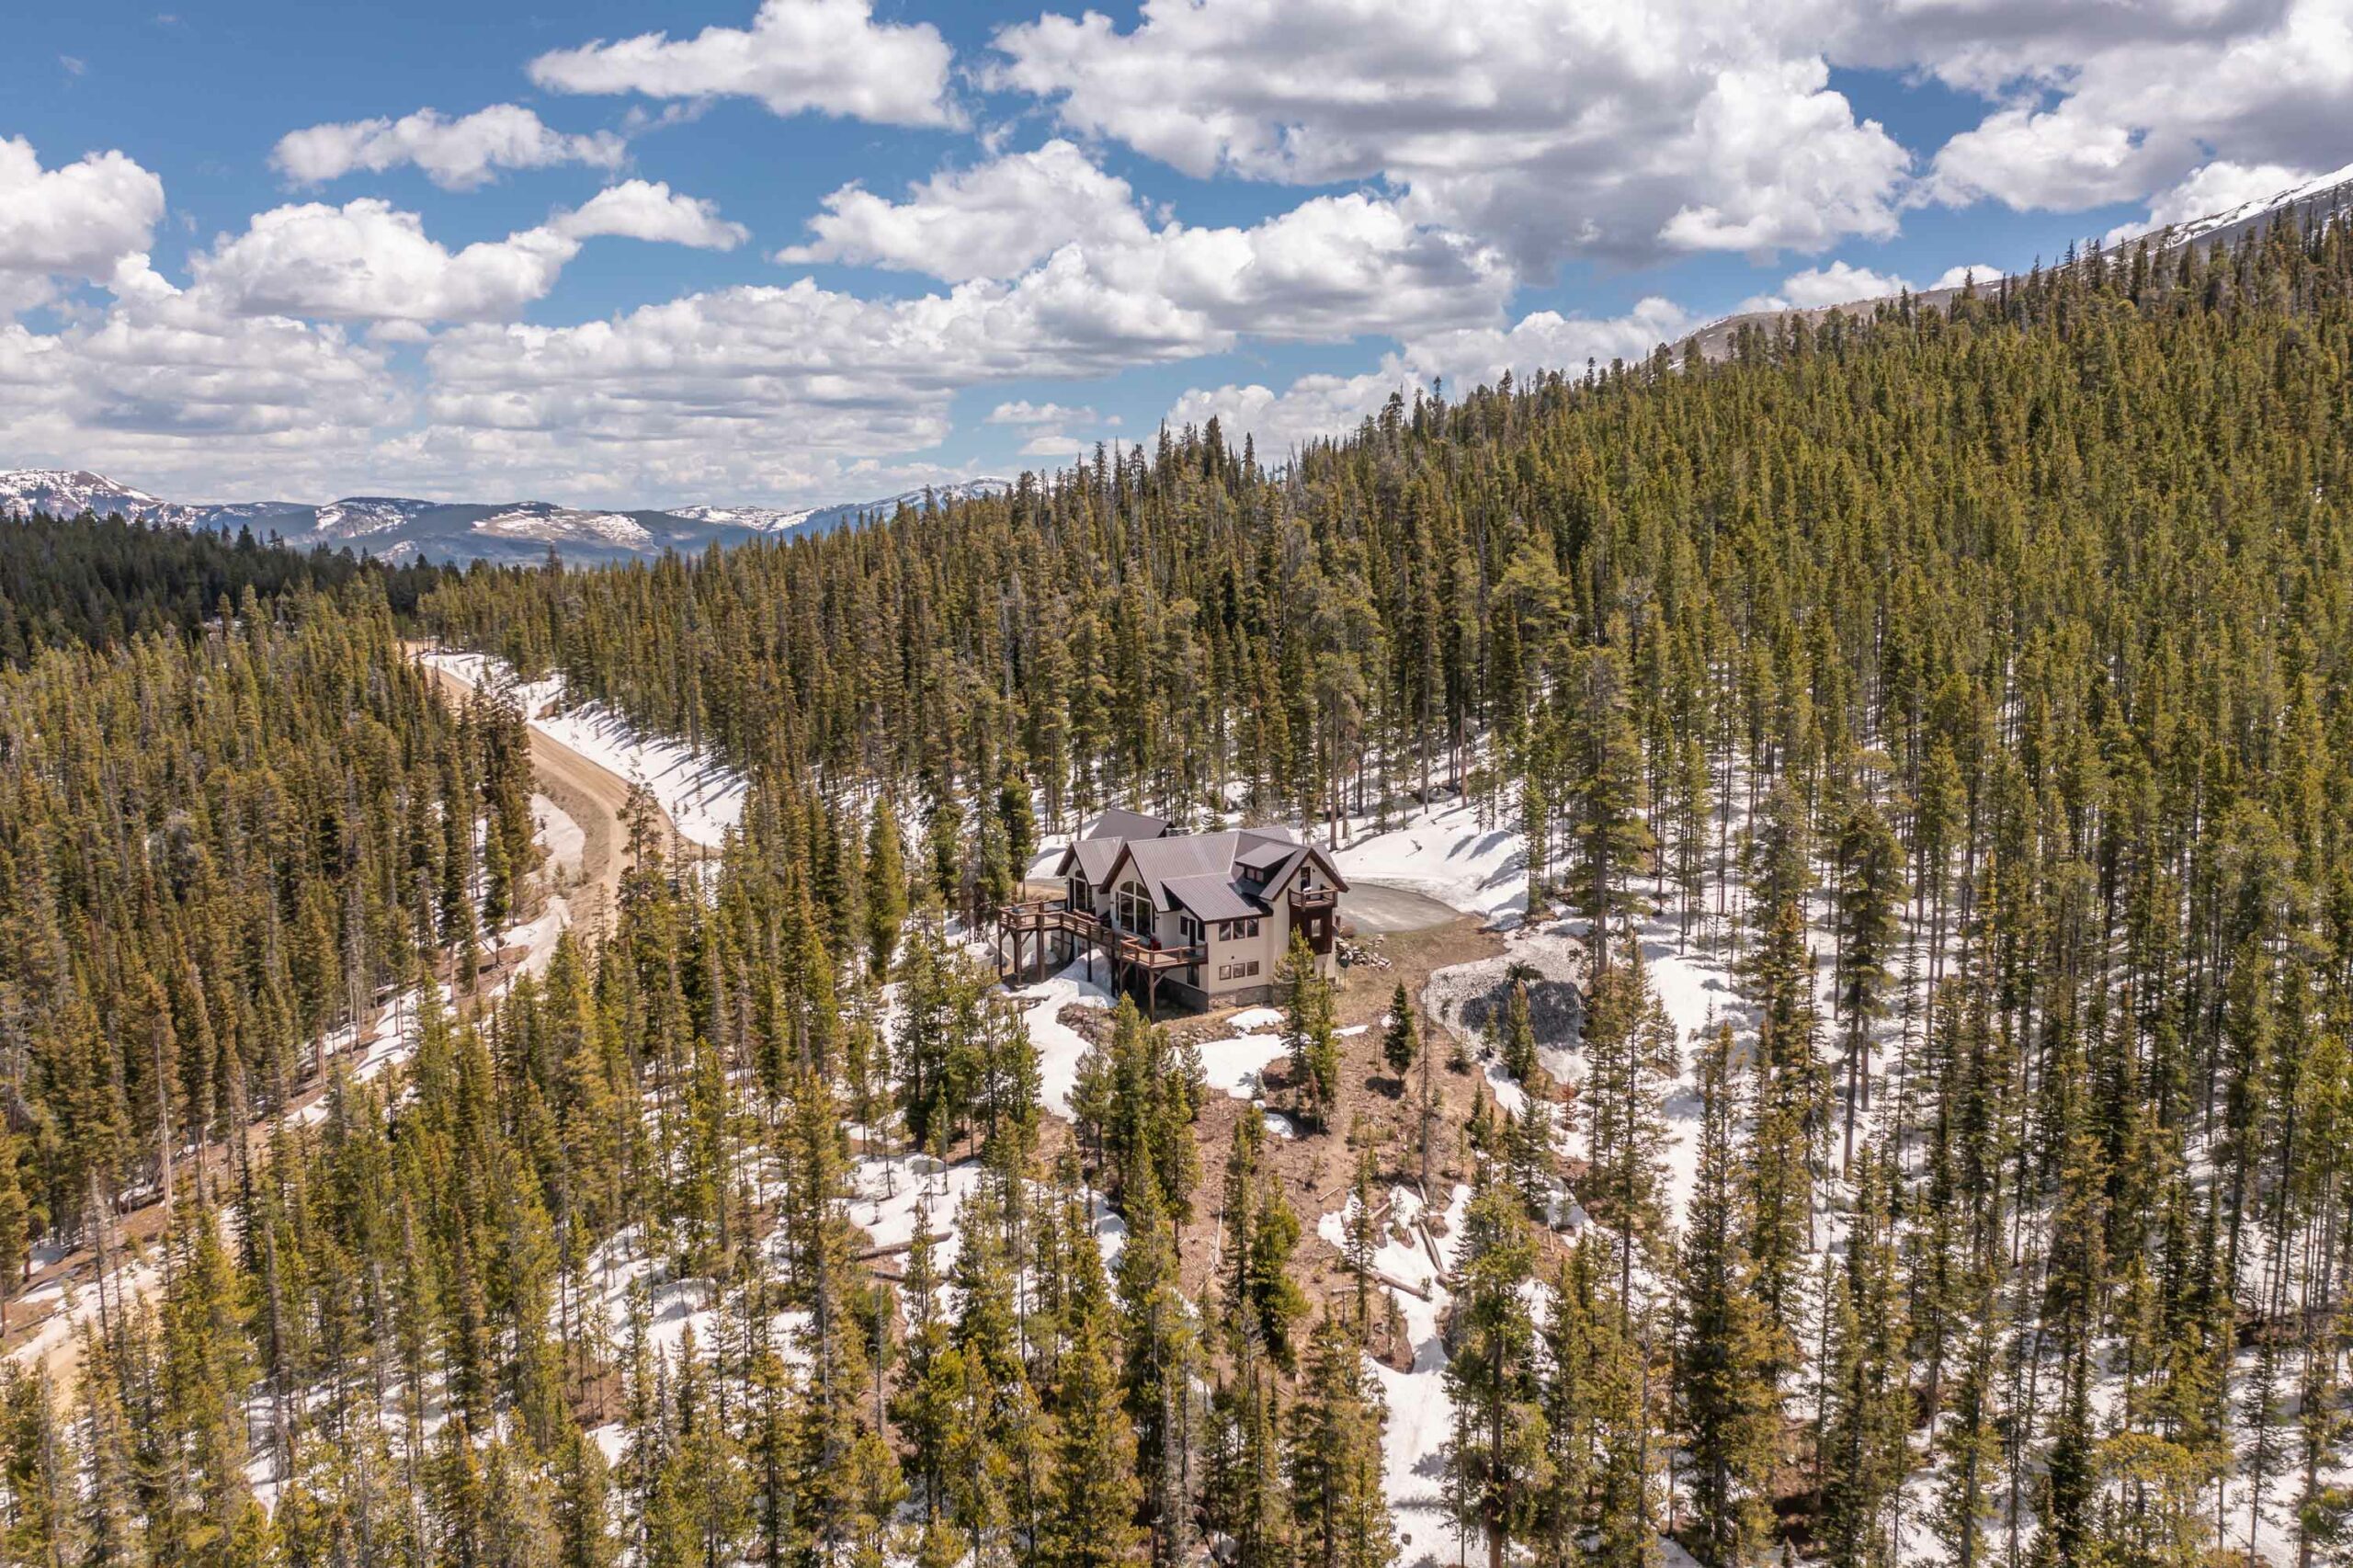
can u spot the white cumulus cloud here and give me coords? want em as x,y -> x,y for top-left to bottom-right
987,400 -> 1097,426
191,185 -> 746,326
1923,0 -> 2353,214
990,0 -> 1912,267
1168,296 -> 1699,456
555,180 -> 749,250
1735,259 -> 1915,313
529,0 -> 957,128
193,200 -> 582,325
1929,262 -> 2005,290
779,140 -> 1151,281
0,138 -> 166,294
272,105 -> 627,191
0,256 -> 403,498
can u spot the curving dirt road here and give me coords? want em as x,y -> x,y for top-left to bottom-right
421,661 -> 642,935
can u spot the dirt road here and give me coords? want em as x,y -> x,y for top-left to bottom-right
1343,881 -> 1462,935
420,660 -> 647,935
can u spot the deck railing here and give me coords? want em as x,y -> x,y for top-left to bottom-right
999,897 -> 1204,970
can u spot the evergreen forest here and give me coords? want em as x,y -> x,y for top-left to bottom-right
0,219 -> 2351,1568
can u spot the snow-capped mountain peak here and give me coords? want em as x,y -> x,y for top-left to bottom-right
0,469 -> 184,524
2154,161 -> 2353,246
313,496 -> 440,540
670,503 -> 818,533
472,503 -> 651,547
3,467 -> 1019,563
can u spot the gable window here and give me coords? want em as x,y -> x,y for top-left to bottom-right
1115,882 -> 1153,933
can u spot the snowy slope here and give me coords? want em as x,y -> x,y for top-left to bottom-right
423,648 -> 746,848
472,503 -> 651,546
0,468 -> 193,525
313,495 -> 438,540
1333,797 -> 1529,922
2154,159 -> 2353,246
668,503 -> 817,532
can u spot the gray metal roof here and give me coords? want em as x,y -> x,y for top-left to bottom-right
1232,830 -> 1302,870
1057,818 -> 1345,920
1161,874 -> 1266,921
1068,838 -> 1123,886
1083,807 -> 1171,842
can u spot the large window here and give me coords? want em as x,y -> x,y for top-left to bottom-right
1115,881 -> 1154,934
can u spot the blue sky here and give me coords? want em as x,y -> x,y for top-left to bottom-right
4,0 -> 2348,506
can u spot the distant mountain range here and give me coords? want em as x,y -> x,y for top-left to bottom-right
0,469 -> 1014,566
1681,160 -> 2353,360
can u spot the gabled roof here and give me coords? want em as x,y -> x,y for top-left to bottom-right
1094,824 -> 1350,915
1113,831 -> 1250,906
1083,807 -> 1171,842
1232,831 -> 1302,872
1057,836 -> 1124,888
1161,874 -> 1265,921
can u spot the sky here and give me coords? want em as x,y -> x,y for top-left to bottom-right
3,0 -> 2349,509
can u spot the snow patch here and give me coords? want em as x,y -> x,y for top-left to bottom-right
424,649 -> 746,847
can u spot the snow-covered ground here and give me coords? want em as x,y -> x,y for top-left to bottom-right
423,648 -> 747,847
1009,960 -> 1115,1117
533,791 -> 585,879
1320,1180 -> 1470,1567
1196,1025 -> 1293,1102
1332,798 -> 1528,923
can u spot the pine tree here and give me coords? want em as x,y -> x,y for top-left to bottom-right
1047,1251 -> 1142,1568
1819,1145 -> 1912,1568
1283,930 -> 1341,1128
555,1428 -> 621,1568
1291,1312 -> 1398,1568
1382,983 -> 1419,1083
1116,1158 -> 1198,1564
1676,1024 -> 1781,1568
1344,1147 -> 1381,1336
1578,945 -> 1680,1312
865,803 -> 908,979
1562,642 -> 1654,965
1833,800 -> 1906,1169
1931,1304 -> 2004,1568
1443,1165 -> 1549,1568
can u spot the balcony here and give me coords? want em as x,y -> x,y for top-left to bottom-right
1001,896 -> 1098,940
1001,897 -> 1202,969
1289,884 -> 1338,914
1116,936 -> 1206,971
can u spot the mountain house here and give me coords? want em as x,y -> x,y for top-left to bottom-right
999,810 -> 1347,1017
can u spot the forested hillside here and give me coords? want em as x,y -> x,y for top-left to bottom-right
2,214 -> 2351,1568
0,513 -> 450,665
0,586 -> 539,1280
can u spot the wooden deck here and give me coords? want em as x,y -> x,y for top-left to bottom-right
997,897 -> 1205,1017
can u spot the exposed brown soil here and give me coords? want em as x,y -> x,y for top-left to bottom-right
1167,913 -> 1526,1313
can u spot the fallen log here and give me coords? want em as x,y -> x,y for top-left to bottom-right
1371,1268 -> 1434,1303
